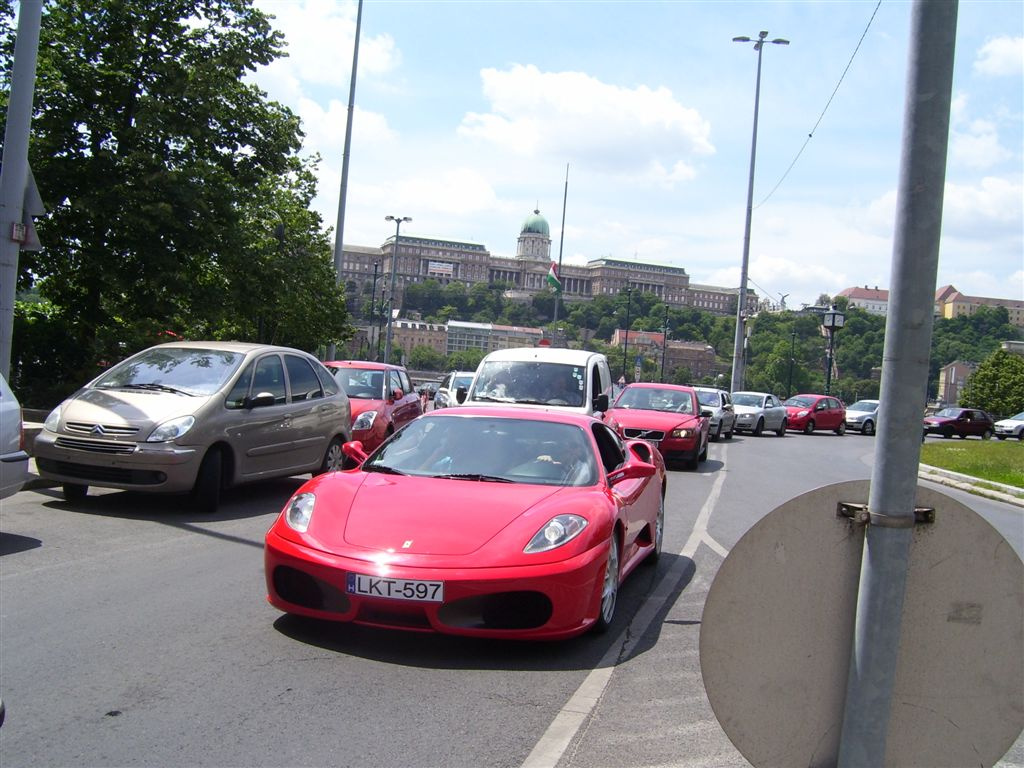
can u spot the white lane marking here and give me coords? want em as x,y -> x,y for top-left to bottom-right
520,470 -> 730,768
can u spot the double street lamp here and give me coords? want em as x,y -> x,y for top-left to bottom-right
382,214 -> 411,365
822,305 -> 845,395
729,30 -> 789,395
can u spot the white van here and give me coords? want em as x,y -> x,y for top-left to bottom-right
460,347 -> 614,417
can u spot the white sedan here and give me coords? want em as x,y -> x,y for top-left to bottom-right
994,411 -> 1024,440
731,391 -> 788,437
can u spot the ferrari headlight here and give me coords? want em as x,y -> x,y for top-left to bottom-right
797,409 -> 810,418
670,428 -> 694,438
147,415 -> 196,442
284,492 -> 316,533
525,514 -> 587,553
353,411 -> 378,431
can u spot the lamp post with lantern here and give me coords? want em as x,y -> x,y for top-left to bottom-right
822,305 -> 845,395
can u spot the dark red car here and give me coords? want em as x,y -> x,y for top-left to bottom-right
324,361 -> 422,455
783,394 -> 846,435
605,383 -> 711,470
923,407 -> 995,440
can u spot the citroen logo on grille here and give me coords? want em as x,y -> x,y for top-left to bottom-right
90,424 -> 106,436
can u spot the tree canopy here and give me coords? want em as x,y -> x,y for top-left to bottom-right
1,0 -> 352,405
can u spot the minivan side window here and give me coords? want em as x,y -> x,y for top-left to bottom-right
285,354 -> 323,402
225,362 -> 255,410
252,355 -> 287,405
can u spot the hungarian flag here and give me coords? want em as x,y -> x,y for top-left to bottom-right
546,261 -> 562,292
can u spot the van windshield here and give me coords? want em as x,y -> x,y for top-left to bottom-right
470,361 -> 585,407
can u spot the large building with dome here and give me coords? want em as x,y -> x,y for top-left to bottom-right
334,208 -> 756,317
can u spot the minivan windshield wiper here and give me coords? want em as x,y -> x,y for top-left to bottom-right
470,395 -> 516,403
116,383 -> 194,395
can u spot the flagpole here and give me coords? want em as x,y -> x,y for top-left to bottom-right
552,163 -> 569,326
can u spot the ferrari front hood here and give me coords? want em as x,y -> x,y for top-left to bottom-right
331,475 -> 561,556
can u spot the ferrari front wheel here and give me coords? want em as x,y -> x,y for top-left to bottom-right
593,535 -> 621,634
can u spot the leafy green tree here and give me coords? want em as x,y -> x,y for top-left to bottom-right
446,348 -> 485,372
2,0 -> 350,403
960,349 -> 1024,419
408,345 -> 446,371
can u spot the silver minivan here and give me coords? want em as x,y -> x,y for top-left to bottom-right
34,342 -> 351,511
0,373 -> 29,500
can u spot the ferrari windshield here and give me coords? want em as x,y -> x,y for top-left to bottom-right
363,415 -> 597,487
333,368 -> 386,400
92,347 -> 243,396
784,396 -> 816,408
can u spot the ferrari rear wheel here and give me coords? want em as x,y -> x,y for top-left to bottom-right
593,535 -> 620,634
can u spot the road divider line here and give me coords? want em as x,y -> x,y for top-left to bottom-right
520,471 -> 729,768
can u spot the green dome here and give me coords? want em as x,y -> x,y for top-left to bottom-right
521,209 -> 550,237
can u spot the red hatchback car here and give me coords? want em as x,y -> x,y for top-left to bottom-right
324,361 -> 422,455
605,383 -> 711,469
923,407 -> 995,440
783,394 -> 847,435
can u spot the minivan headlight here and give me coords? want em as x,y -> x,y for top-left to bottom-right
43,404 -> 64,432
147,415 -> 196,442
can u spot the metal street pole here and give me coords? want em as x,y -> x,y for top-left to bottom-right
837,2 -> 958,764
729,30 -> 788,395
0,0 -> 42,380
553,163 -> 569,324
660,304 -> 669,382
382,215 -> 410,365
369,260 -> 379,360
621,286 -> 632,382
787,330 -> 797,398
327,0 -> 363,361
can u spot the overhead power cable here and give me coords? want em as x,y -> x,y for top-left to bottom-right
755,0 -> 883,209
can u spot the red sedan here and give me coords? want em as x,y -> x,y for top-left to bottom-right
265,407 -> 666,641
605,383 -> 711,469
324,360 -> 422,455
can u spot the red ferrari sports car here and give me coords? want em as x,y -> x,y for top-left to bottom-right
265,407 -> 666,640
605,383 -> 711,470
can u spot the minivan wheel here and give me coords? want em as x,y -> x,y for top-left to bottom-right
319,437 -> 344,473
62,483 -> 88,502
191,448 -> 222,513
862,419 -> 875,436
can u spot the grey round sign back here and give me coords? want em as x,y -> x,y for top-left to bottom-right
700,479 -> 1023,767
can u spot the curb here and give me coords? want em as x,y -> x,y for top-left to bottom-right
918,463 -> 1024,508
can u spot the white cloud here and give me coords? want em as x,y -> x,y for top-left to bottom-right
944,176 -> 1024,231
458,64 -> 714,181
255,0 -> 399,87
973,36 -> 1024,77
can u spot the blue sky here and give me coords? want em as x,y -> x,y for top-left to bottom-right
250,0 -> 1023,311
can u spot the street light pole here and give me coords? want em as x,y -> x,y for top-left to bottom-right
822,305 -> 845,395
383,215 -> 411,365
369,260 -> 379,360
621,286 -> 633,382
787,330 -> 797,398
729,30 -> 789,395
660,303 -> 669,382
